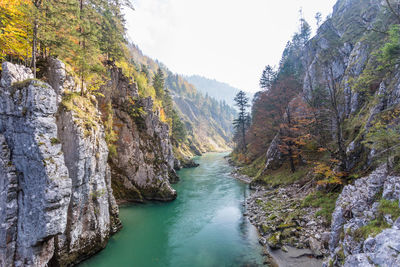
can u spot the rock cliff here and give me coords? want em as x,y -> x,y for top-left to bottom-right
327,166 -> 400,266
98,67 -> 178,203
0,60 -> 120,266
298,0 -> 400,265
302,0 -> 400,170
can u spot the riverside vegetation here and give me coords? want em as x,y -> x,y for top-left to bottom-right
231,0 -> 400,266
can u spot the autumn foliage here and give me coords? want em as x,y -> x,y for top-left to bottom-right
278,96 -> 314,172
0,0 -> 31,62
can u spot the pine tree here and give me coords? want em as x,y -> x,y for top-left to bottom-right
30,0 -> 42,77
153,67 -> 165,98
99,0 -> 127,63
363,109 -> 400,170
76,0 -> 104,95
259,65 -> 276,90
233,91 -> 250,152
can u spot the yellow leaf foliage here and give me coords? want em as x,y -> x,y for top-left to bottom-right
0,0 -> 32,61
314,162 -> 344,186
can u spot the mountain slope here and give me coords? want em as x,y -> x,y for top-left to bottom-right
185,75 -> 242,106
128,44 -> 237,158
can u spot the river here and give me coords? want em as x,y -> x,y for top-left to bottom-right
79,152 -> 265,267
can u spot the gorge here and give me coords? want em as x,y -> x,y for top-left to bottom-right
2,0 -> 400,266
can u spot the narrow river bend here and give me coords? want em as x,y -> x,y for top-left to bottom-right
80,153 -> 265,267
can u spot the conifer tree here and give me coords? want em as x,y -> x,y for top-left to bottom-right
259,65 -> 276,90
233,91 -> 250,152
153,67 -> 165,98
99,0 -> 126,62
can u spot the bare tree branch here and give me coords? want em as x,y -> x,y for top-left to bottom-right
385,0 -> 400,24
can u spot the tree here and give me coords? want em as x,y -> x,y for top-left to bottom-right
141,64 -> 149,78
171,110 -> 187,143
31,0 -> 42,78
323,63 -> 348,171
0,0 -> 31,64
385,0 -> 400,24
75,0 -> 106,95
278,97 -> 313,173
99,0 -> 128,62
233,91 -> 250,152
380,24 -> 400,66
363,109 -> 400,170
153,67 -> 165,98
259,65 -> 276,90
365,126 -> 400,169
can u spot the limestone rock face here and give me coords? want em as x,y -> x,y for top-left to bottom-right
0,61 -> 120,266
0,69 -> 72,266
327,166 -> 400,266
52,96 -> 121,265
297,0 -> 400,173
0,62 -> 33,88
99,67 -> 177,202
0,135 -> 19,266
344,228 -> 400,266
45,57 -> 77,102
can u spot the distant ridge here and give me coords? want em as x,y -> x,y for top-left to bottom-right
185,75 -> 250,106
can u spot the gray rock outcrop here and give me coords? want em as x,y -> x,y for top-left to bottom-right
98,67 -> 178,202
327,166 -> 400,266
0,61 -> 120,266
344,228 -> 400,267
263,134 -> 283,172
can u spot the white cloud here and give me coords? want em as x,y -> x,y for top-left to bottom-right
126,0 -> 337,92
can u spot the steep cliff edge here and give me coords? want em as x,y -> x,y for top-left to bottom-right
0,57 -> 185,265
0,61 -> 121,266
99,67 -> 178,202
302,1 -> 400,264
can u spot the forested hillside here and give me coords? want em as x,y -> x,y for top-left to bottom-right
128,45 -> 237,159
232,0 -> 400,265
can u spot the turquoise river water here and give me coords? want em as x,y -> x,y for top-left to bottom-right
79,153 -> 265,267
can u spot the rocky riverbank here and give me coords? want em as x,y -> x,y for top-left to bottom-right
231,161 -> 400,266
229,160 -> 329,266
244,184 -> 329,265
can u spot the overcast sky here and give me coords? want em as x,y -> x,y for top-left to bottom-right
125,0 -> 337,93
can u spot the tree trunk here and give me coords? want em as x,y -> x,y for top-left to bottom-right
286,106 -> 296,173
80,0 -> 84,96
32,19 -> 37,78
241,119 -> 246,152
326,65 -> 347,171
288,146 -> 296,173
